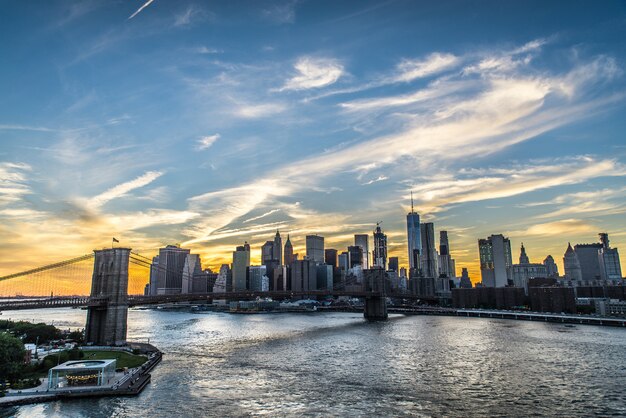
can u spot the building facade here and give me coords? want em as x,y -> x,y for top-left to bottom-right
306,235 -> 325,264
156,245 -> 191,294
354,234 -> 370,269
478,234 -> 512,287
232,242 -> 251,291
373,223 -> 388,270
406,192 -> 421,270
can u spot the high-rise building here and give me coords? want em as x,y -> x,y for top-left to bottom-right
420,223 -> 437,278
348,245 -> 364,268
274,230 -> 283,265
284,235 -> 294,265
598,233 -> 622,281
213,264 -> 231,293
273,265 -> 288,291
148,255 -> 159,296
291,258 -> 317,292
324,249 -> 338,268
248,265 -> 269,292
459,268 -> 472,288
306,235 -> 324,264
338,252 -> 349,271
388,257 -> 399,272
406,192 -> 421,270
354,234 -> 370,269
574,243 -> 603,280
478,234 -> 512,287
438,231 -> 456,278
232,242 -> 250,291
261,241 -> 275,265
156,245 -> 191,294
316,264 -> 333,290
181,254 -> 202,294
543,255 -> 559,278
563,243 -> 582,281
373,223 -> 388,270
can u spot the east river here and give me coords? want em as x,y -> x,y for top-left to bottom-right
1,308 -> 625,417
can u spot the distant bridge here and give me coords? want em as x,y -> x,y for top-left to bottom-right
0,247 -> 410,345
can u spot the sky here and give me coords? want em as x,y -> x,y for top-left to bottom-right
1,0 -> 626,289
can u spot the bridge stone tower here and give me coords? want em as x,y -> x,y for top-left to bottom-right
85,248 -> 131,346
363,267 -> 388,320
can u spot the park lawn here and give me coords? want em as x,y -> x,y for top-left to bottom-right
81,350 -> 147,369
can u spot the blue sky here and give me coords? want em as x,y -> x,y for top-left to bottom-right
1,0 -> 625,279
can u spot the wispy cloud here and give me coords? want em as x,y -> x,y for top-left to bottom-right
197,134 -> 220,150
279,57 -> 344,91
235,102 -> 286,118
88,171 -> 163,209
128,0 -> 156,20
509,219 -> 596,237
261,1 -> 298,24
391,53 -> 460,83
174,5 -> 212,27
242,209 -> 282,224
0,162 -> 32,205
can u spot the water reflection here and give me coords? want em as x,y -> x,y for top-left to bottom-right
1,309 -> 625,417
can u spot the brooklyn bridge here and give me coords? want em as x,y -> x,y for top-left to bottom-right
0,248 -> 424,346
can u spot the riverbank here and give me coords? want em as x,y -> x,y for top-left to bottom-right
0,343 -> 162,408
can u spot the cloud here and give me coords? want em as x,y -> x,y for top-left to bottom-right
510,219 -> 596,237
197,134 -> 220,150
391,53 -> 460,83
0,162 -> 32,205
194,46 -> 223,54
128,0 -> 156,20
88,171 -> 163,209
235,103 -> 286,118
174,5 -> 212,27
261,1 -> 298,24
243,209 -> 282,223
280,57 -> 344,91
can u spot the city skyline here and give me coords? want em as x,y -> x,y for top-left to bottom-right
1,1 -> 626,284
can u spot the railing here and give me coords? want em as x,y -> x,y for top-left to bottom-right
0,296 -> 108,311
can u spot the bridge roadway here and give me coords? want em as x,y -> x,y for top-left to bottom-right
0,291 -> 425,311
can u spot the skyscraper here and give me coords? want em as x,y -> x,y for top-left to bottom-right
388,257 -> 399,272
406,191 -> 421,270
373,223 -> 388,270
248,265 -> 269,292
478,234 -> 512,287
232,242 -> 250,291
459,268 -> 472,288
347,245 -> 364,268
574,242 -> 603,280
420,223 -> 437,278
261,241 -> 275,265
519,243 -> 529,264
324,249 -> 338,268
156,245 -> 191,294
148,255 -> 159,296
354,234 -> 370,269
181,254 -> 202,294
438,230 -> 455,278
338,252 -> 349,271
274,230 -> 283,265
598,233 -> 622,281
284,235 -> 294,265
306,235 -> 324,263
563,243 -> 582,281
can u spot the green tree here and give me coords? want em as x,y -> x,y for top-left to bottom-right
0,333 -> 25,387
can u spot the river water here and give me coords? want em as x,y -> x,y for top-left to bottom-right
1,308 -> 625,417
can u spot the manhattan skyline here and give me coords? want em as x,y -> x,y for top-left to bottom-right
1,0 -> 626,281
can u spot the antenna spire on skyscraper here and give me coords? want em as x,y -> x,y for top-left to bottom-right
411,190 -> 414,213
